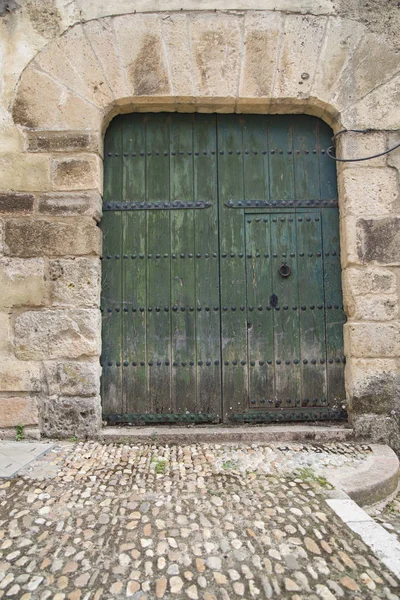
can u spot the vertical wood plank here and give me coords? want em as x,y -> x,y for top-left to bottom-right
245,215 -> 274,408
293,116 -> 320,202
194,114 -> 221,418
101,117 -> 123,415
270,214 -> 301,408
296,212 -> 327,408
268,115 -> 294,202
322,208 -> 346,407
146,114 -> 171,415
218,115 -> 248,419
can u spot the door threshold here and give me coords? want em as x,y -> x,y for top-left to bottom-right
97,422 -> 354,444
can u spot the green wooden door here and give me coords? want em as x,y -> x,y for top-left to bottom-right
101,113 -> 346,424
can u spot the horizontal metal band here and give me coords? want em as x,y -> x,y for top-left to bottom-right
230,408 -> 347,423
101,304 -> 344,312
105,413 -> 218,424
100,358 -> 346,367
103,201 -> 211,211
100,250 -> 340,258
225,199 -> 338,208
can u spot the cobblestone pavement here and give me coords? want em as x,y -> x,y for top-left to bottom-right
0,442 -> 399,600
374,494 -> 400,544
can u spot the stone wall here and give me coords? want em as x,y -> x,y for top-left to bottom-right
0,1 -> 399,445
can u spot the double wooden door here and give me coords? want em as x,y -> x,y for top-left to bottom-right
101,113 -> 346,424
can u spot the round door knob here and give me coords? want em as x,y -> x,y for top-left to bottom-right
279,262 -> 291,278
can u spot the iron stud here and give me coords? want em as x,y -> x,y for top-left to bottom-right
276,359 -> 281,365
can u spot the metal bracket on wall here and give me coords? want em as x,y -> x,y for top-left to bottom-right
103,201 -> 212,211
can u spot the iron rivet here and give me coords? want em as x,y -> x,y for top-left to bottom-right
213,253 -> 217,258
108,361 -> 112,366
164,307 -> 169,312
301,306 -> 306,311
132,362 -> 137,366
197,307 -> 202,311
222,253 -> 227,258
240,306 -> 245,311
205,307 -> 210,311
276,359 -> 281,365
197,253 -> 201,258
148,307 -> 152,312
173,306 -> 178,312
123,307 -> 128,313
140,254 -> 144,259
214,360 -> 219,365
180,253 -> 185,258
249,306 -> 254,311
303,359 -> 308,364
329,359 -> 334,364
148,361 -> 153,366
311,359 -> 316,364
182,362 -> 187,366
310,305 -> 315,310
214,307 -> 219,311
206,361 -> 211,366
132,307 -> 137,312
294,359 -> 299,364
267,360 -> 272,365
223,307 -> 228,311
239,253 -> 244,258
225,361 -> 229,366
181,307 -> 185,311
231,307 -> 236,311
299,252 -> 304,257
188,253 -> 193,258
320,359 -> 325,364
189,307 -> 194,311
283,305 -> 288,310
156,307 -> 160,312
232,360 -> 237,365
259,361 -> 264,366
241,360 -> 246,365
173,361 -> 178,366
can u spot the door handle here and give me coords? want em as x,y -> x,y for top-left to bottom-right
279,262 -> 291,278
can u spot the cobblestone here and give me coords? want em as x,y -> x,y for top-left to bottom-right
0,442 -> 397,599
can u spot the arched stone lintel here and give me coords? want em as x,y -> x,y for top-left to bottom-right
11,11 -> 400,139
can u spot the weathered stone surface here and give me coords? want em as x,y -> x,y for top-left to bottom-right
12,67 -> 101,130
342,267 -> 397,297
49,258 -> 100,307
52,155 -> 102,192
40,396 -> 101,437
357,217 -> 400,265
4,218 -> 101,257
240,12 -> 282,98
0,312 -> 11,357
161,14 -> 196,98
0,397 -> 39,428
14,309 -> 101,360
345,322 -> 400,358
113,14 -> 171,96
312,17 -> 364,106
0,258 -> 48,309
27,131 -> 101,154
35,28 -> 112,109
342,74 -> 400,130
348,358 -> 399,415
0,359 -> 42,392
44,360 -> 101,396
0,193 -> 34,214
336,132 -> 388,168
352,413 -> 400,453
83,18 -> 130,101
189,13 -> 242,98
0,153 -> 51,192
347,294 -> 398,321
388,132 -> 400,172
339,168 -> 399,217
274,15 -> 326,98
334,34 -> 400,109
37,191 -> 102,221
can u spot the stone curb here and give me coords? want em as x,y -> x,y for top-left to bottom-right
97,424 -> 354,444
325,444 -> 400,508
327,497 -> 400,579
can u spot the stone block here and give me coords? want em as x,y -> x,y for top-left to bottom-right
240,12 -> 282,98
339,216 -> 360,267
342,75 -> 400,131
357,218 -> 400,265
52,155 -> 102,192
0,360 -> 42,392
347,358 -> 399,415
44,360 -> 101,396
342,267 -> 397,297
346,294 -> 398,322
189,13 -> 242,98
312,17 -> 364,106
334,35 -> 400,109
388,132 -> 400,173
36,28 -> 113,109
352,414 -> 400,454
0,153 -> 51,192
161,14 -> 195,98
336,132 -> 388,169
273,14 -> 326,98
113,13 -> 171,96
339,168 -> 399,217
0,397 -> 39,428
40,396 -> 101,438
14,309 -> 101,360
345,322 -> 400,358
49,258 -> 100,307
0,258 -> 48,309
0,193 -> 34,214
83,18 -> 130,101
12,67 -> 101,131
27,131 -> 101,154
37,191 -> 102,221
0,313 -> 11,357
4,218 -> 102,258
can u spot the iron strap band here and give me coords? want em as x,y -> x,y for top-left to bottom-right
103,201 -> 211,211
225,199 -> 338,208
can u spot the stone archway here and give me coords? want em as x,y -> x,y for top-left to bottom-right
5,9 -> 400,443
